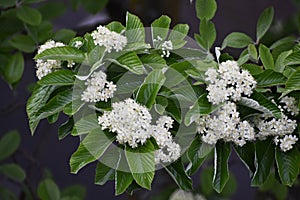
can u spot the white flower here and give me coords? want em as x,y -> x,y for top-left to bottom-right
91,25 -> 127,53
35,40 -> 65,79
169,190 -> 194,200
98,99 -> 180,162
196,102 -> 255,146
81,71 -> 116,103
205,60 -> 256,105
74,41 -> 83,48
280,96 -> 299,116
279,135 -> 298,152
161,40 -> 173,57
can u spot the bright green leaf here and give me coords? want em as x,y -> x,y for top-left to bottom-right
283,50 -> 300,66
126,12 -> 145,43
195,0 -> 217,20
256,7 -> 274,41
221,32 -> 253,49
151,15 -> 171,42
259,44 -> 274,69
38,70 -> 75,86
253,69 -> 287,87
248,44 -> 258,60
199,19 -> 216,50
115,170 -> 133,195
169,24 -> 189,41
106,21 -> 125,33
72,114 -> 99,136
35,46 -> 85,62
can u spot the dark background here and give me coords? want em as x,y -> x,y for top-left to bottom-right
1,0 -> 299,199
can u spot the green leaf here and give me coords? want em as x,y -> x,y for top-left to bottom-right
53,29 -> 76,43
234,143 -> 255,176
256,7 -> 274,41
195,0 -> 217,20
72,114 -> 99,136
151,15 -> 171,42
58,118 -> 74,140
251,139 -> 275,186
275,147 -> 300,186
0,0 -> 15,7
259,44 -> 274,69
283,69 -> 300,96
283,50 -> 300,66
35,46 -> 85,62
253,69 -> 287,87
26,85 -> 57,134
185,94 -> 218,126
169,24 -> 189,41
115,170 -> 133,195
274,50 -> 292,72
213,142 -> 231,193
238,97 -> 273,116
187,135 -> 214,175
8,34 -> 36,53
70,128 -> 115,173
248,44 -> 258,60
198,19 -> 216,50
0,130 -> 20,161
37,179 -> 60,200
125,141 -> 155,190
38,2 -> 66,20
136,70 -> 166,108
35,89 -> 73,121
95,162 -> 115,185
126,12 -> 145,43
0,186 -> 17,200
38,70 -> 75,86
0,164 -> 26,182
106,21 -> 125,33
165,159 -> 193,190
241,64 -> 263,75
140,53 -> 166,69
16,6 -> 42,26
200,167 -> 214,196
221,32 -> 253,49
81,0 -> 108,14
61,185 -> 86,199
250,92 -> 282,118
106,52 -> 144,75
4,52 -> 24,86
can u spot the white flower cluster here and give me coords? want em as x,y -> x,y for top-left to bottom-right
169,190 -> 206,200
280,96 -> 299,116
255,112 -> 298,152
153,36 -> 173,57
98,99 -> 180,163
81,71 -> 116,103
205,60 -> 256,105
91,25 -> 127,53
35,40 -> 65,80
196,102 -> 255,146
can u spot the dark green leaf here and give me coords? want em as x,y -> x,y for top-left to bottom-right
4,52 -> 24,86
283,50 -> 300,66
26,85 -> 57,134
115,170 -> 133,195
81,0 -> 108,14
0,164 -> 26,182
53,29 -> 76,43
241,64 -> 263,75
234,143 -> 255,176
213,142 -> 231,193
275,147 -> 300,186
8,35 -> 36,53
251,139 -> 275,186
221,32 -> 253,49
126,12 -> 145,43
198,19 -> 216,50
95,162 -> 115,185
250,92 -> 282,118
61,185 -> 86,199
72,114 -> 99,136
0,186 -> 17,200
70,128 -> 115,173
0,0 -> 15,7
165,159 -> 193,190
256,7 -> 274,40
187,135 -> 214,175
283,69 -> 300,96
58,118 -> 74,140
37,179 -> 60,200
16,6 -> 42,26
151,15 -> 171,42
0,130 -> 20,161
125,141 -> 155,190
259,44 -> 274,70
195,0 -> 217,20
35,46 -> 85,62
253,69 -> 287,87
38,2 -> 66,20
274,50 -> 292,73
136,70 -> 166,108
38,70 -> 75,86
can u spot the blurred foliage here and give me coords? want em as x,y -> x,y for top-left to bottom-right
0,130 -> 86,200
0,0 -> 109,89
